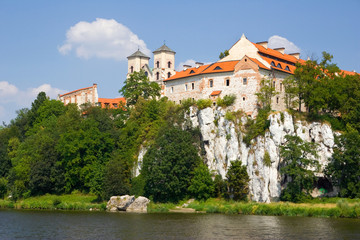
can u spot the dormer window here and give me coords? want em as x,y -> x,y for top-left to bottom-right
285,66 -> 290,71
156,61 -> 160,68
167,72 -> 171,78
168,61 -> 171,68
277,63 -> 282,69
214,66 -> 222,70
271,61 -> 275,67
190,70 -> 195,74
156,72 -> 160,80
130,66 -> 134,73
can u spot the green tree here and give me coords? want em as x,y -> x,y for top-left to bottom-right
255,78 -> 278,110
142,126 -> 201,202
280,135 -> 319,202
120,70 -> 161,107
226,160 -> 250,201
326,127 -> 360,198
219,50 -> 229,59
188,163 -> 214,201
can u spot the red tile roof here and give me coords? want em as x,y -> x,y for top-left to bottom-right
165,61 -> 239,82
210,90 -> 222,96
248,57 -> 270,70
59,85 -> 95,97
98,97 -> 126,109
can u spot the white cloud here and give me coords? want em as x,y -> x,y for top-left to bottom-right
268,35 -> 301,54
0,81 -> 65,124
59,18 -> 150,60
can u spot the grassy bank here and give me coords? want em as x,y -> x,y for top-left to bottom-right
0,193 -> 107,211
185,198 -> 360,218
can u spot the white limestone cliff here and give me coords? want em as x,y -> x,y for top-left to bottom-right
136,107 -> 336,203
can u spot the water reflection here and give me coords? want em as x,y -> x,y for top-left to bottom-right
0,210 -> 359,239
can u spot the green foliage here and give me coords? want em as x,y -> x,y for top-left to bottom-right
130,174 -> 146,197
181,98 -> 196,110
225,111 -> 235,122
214,175 -> 227,198
119,69 -> 161,107
219,50 -> 229,59
217,94 -> 236,107
0,177 -> 8,199
196,98 -> 212,110
256,78 -> 278,110
188,163 -> 215,201
142,126 -> 201,203
263,151 -> 271,167
226,160 -> 250,201
326,127 -> 360,198
243,108 -> 270,146
280,135 -> 320,202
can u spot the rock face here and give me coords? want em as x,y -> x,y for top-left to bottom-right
135,107 -> 337,203
106,195 -> 150,212
127,196 -> 151,213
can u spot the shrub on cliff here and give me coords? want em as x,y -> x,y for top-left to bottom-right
226,160 -> 249,201
217,94 -> 236,107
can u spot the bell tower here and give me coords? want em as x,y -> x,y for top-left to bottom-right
127,49 -> 151,78
152,43 -> 176,81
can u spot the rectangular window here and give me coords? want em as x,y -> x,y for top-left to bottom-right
192,83 -> 195,90
226,79 -> 230,86
243,78 -> 247,85
273,81 -> 276,88
185,84 -> 188,91
171,87 -> 173,93
209,80 -> 213,88
280,83 -> 283,92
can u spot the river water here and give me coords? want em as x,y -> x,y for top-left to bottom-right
0,210 -> 359,239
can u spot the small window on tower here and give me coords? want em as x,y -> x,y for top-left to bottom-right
130,66 -> 134,73
168,61 -> 171,68
156,72 -> 160,80
167,72 -> 171,78
156,61 -> 160,68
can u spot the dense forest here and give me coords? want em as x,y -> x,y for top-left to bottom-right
0,52 -> 359,203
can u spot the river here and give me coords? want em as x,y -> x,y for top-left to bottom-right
0,210 -> 359,239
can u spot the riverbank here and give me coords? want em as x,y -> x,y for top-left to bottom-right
0,193 -> 106,211
1,194 -> 359,218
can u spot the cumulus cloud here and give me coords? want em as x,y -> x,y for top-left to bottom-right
59,18 -> 150,60
268,35 -> 301,54
0,81 -> 64,124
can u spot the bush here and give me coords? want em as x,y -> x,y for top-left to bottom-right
196,99 -> 212,110
263,151 -> 271,167
226,160 -> 250,201
188,163 -> 214,201
181,98 -> 196,110
214,175 -> 227,198
243,108 -> 271,146
0,178 -> 8,199
130,174 -> 146,197
217,95 -> 236,107
225,111 -> 235,121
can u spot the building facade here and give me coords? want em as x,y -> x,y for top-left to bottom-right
127,34 -> 303,117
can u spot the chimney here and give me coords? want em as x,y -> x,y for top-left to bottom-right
195,62 -> 203,68
183,65 -> 191,71
274,47 -> 285,54
93,83 -> 97,87
289,53 -> 300,59
256,41 -> 268,49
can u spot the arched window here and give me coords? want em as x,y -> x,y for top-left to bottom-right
145,71 -> 148,77
271,61 -> 275,67
130,66 -> 134,73
167,72 -> 171,78
156,61 -> 160,68
168,61 -> 171,68
156,72 -> 160,80
225,79 -> 230,86
277,63 -> 282,69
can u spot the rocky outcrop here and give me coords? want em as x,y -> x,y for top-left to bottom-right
134,106 -> 337,203
106,195 -> 150,212
192,108 -> 336,203
127,196 -> 151,213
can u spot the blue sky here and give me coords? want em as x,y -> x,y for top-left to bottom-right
0,0 -> 359,124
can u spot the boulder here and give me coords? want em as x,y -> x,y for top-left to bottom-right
126,196 -> 151,213
106,195 -> 135,212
